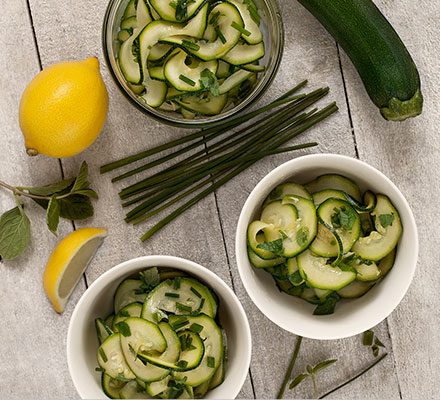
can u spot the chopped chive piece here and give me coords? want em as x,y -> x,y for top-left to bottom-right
189,323 -> 203,333
173,277 -> 181,290
363,330 -> 374,346
171,317 -> 189,330
165,292 -> 180,298
190,287 -> 202,298
215,27 -> 227,44
176,302 -> 192,313
231,21 -> 251,36
95,367 -> 104,372
197,298 -> 205,311
180,333 -> 196,351
115,321 -> 131,337
179,74 -> 196,86
209,11 -> 221,25
207,356 -> 215,368
99,348 -> 108,363
176,360 -> 189,368
181,39 -> 200,51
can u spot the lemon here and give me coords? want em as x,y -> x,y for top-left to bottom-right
19,57 -> 109,158
43,227 -> 107,313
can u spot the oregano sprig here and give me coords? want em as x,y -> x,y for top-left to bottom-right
0,161 -> 97,260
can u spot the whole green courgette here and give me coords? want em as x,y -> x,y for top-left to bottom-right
297,0 -> 423,121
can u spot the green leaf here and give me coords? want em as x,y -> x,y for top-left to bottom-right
174,0 -> 189,21
256,238 -> 284,256
72,188 -> 99,199
115,321 -> 131,337
289,373 -> 308,390
312,359 -> 337,374
0,206 -> 31,260
71,161 -> 90,193
313,293 -> 340,315
46,196 -> 60,235
331,206 -> 357,231
138,267 -> 160,293
24,178 -> 75,196
288,270 -> 304,286
363,330 -> 374,346
296,226 -> 309,247
374,337 -> 385,348
379,213 -> 394,228
32,194 -> 94,220
199,68 -> 220,96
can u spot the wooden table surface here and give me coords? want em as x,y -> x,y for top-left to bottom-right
1,0 -> 439,398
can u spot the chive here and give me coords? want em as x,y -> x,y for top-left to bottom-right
165,292 -> 180,298
209,11 -> 221,25
196,298 -> 205,313
115,321 -> 131,337
363,330 -> 374,346
181,39 -> 200,51
231,21 -> 251,36
173,277 -> 181,290
190,287 -> 202,298
100,81 -> 307,173
176,302 -> 192,313
170,317 -> 189,330
179,74 -> 196,86
207,356 -> 215,368
99,348 -> 108,363
95,367 -> 104,372
176,360 -> 188,368
215,27 -> 227,44
189,323 -> 203,333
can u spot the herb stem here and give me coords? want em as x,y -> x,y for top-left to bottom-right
318,353 -> 388,399
277,336 -> 303,399
0,181 -> 72,201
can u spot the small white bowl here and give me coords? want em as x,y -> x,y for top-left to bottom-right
67,255 -> 251,399
235,154 -> 418,340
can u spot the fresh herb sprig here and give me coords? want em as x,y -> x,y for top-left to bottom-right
362,330 -> 386,357
0,161 -> 97,260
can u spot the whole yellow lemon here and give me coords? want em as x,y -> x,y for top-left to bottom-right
19,57 -> 109,158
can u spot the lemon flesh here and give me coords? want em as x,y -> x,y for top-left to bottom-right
19,57 -> 108,158
43,227 -> 107,313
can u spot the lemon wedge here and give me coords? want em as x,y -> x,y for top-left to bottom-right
43,227 -> 107,313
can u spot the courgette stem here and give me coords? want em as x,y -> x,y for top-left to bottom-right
100,80 -> 308,174
140,103 -> 337,240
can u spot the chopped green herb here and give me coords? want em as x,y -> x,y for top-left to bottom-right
207,356 -> 215,368
154,309 -> 168,322
296,227 -> 309,247
95,366 -> 104,372
115,321 -> 132,337
170,317 -> 189,330
231,21 -> 251,36
279,230 -> 288,239
174,0 -> 189,21
375,337 -> 385,348
288,285 -> 304,297
209,11 -> 221,25
139,267 -> 160,293
379,213 -> 394,228
256,238 -> 284,256
243,0 -> 260,23
173,277 -> 181,290
192,297 -> 205,315
169,0 -> 177,8
363,330 -> 374,346
177,360 -> 189,369
288,271 -> 304,286
115,373 -> 131,382
199,68 -> 220,96
189,323 -> 203,333
118,309 -> 130,317
331,206 -> 357,231
179,74 -> 196,87
180,333 -> 196,351
190,287 -> 202,298
165,292 -> 180,298
176,302 -> 192,313
181,39 -> 200,51
313,293 -> 340,315
99,347 -> 108,363
215,27 -> 227,44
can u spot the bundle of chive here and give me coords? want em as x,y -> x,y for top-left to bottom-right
100,80 -> 338,241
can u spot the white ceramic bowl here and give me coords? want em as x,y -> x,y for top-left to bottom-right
67,255 -> 251,399
236,154 -> 418,340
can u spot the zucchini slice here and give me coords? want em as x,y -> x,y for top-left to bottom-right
121,16 -> 138,30
123,0 -> 137,19
208,350 -> 226,389
114,279 -> 147,314
148,65 -> 166,81
141,277 -> 217,322
312,189 -> 346,206
140,79 -> 168,107
228,0 -> 263,44
145,376 -> 170,397
194,380 -> 210,398
352,195 -> 402,261
216,60 -> 231,78
354,261 -> 381,282
171,315 -> 223,386
148,43 -> 174,61
95,318 -> 114,345
97,334 -> 136,381
118,29 -> 132,42
337,279 -> 375,299
218,69 -> 254,94
164,50 -> 217,92
260,200 -> 298,235
314,288 -> 333,300
102,373 -> 126,399
113,302 -> 143,331
136,0 -> 152,28
176,93 -> 228,115
378,248 -> 396,277
119,380 -> 150,399
247,246 -> 285,268
265,182 -> 312,205
241,62 -> 265,72
297,250 -> 356,290
247,220 -> 277,260
150,0 -> 205,22
306,174 -> 362,201
300,287 -> 321,304
222,41 -> 264,65
118,30 -> 142,83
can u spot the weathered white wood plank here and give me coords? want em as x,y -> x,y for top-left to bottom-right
339,1 -> 440,398
0,1 -> 80,399
213,0 -> 402,398
27,0 -> 254,397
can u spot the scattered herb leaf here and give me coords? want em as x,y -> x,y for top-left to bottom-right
0,206 -> 31,261
256,238 -> 284,256
207,356 -> 215,368
331,206 -> 357,231
46,196 -> 60,235
363,330 -> 374,346
379,213 -> 394,228
313,293 -> 340,315
189,323 -> 203,334
165,292 -> 180,298
199,69 -> 220,96
139,267 -> 160,293
99,348 -> 108,363
296,226 -> 309,247
115,321 -> 131,337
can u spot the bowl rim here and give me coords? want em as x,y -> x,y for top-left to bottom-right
235,153 -> 419,340
67,255 -> 252,399
101,0 -> 285,128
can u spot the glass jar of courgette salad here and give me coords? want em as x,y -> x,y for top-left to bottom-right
102,0 -> 284,127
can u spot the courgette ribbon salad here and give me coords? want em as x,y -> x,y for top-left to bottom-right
95,268 -> 226,399
247,174 -> 403,315
117,0 -> 265,117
